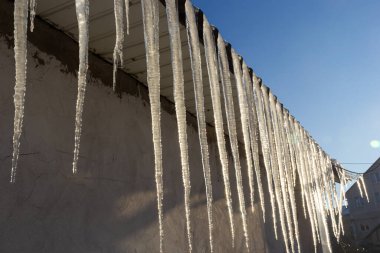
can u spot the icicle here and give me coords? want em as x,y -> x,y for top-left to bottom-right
276,104 -> 301,253
287,115 -> 308,219
165,1 -> 192,251
29,0 -> 36,32
252,76 -> 279,234
243,65 -> 266,218
321,154 -> 339,238
282,111 -> 298,189
112,0 -> 125,91
216,35 -> 249,250
203,16 -> 237,248
269,94 -> 295,253
124,0 -> 130,35
230,51 -> 256,216
72,0 -> 89,174
336,169 -> 347,240
239,64 -> 256,211
141,1 -> 164,252
250,75 -> 266,219
295,123 -> 319,251
304,136 -> 322,245
359,176 -> 369,202
309,142 -> 333,252
185,1 -> 214,251
11,0 -> 29,183
261,86 -> 290,253
357,176 -> 364,198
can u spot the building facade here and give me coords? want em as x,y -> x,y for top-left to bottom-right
344,157 -> 380,250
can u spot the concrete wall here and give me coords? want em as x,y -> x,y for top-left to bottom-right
0,1 -> 315,252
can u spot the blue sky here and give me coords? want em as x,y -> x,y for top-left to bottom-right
192,0 -> 380,173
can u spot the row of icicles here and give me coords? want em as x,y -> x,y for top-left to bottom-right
11,0 -> 368,252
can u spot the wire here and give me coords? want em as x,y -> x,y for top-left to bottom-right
340,163 -> 372,165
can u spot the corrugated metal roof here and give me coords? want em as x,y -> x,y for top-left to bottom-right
36,0 -> 243,136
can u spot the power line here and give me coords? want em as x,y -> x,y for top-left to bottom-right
340,163 -> 372,165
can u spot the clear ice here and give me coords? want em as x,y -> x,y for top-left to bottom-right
166,0 -> 192,251
11,0 -> 29,183
185,1 -> 214,251
72,0 -> 89,174
141,0 -> 165,252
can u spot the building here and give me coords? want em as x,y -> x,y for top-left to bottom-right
344,157 -> 380,250
0,0 -> 343,252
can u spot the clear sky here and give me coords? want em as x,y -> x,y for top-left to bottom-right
192,0 -> 380,173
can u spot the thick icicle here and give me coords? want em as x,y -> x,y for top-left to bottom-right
141,1 -> 164,252
216,35 -> 249,250
252,76 -> 278,234
72,0 -> 89,174
230,51 -> 256,216
309,141 -> 333,252
268,93 -> 294,253
11,0 -> 29,183
29,0 -> 36,32
287,114 -> 308,218
276,103 -> 301,253
320,153 -> 338,238
185,1 -> 214,251
261,86 -> 289,250
244,67 -> 266,217
165,0 -> 192,251
242,62 -> 257,213
124,0 -> 130,34
112,0 -> 125,91
302,130 -> 322,247
296,126 -> 319,251
203,16 -> 236,248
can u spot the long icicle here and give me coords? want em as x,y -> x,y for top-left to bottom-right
294,122 -> 319,251
185,1 -> 214,251
238,63 -> 256,212
268,93 -> 293,253
141,1 -> 164,252
185,0 -> 215,252
72,0 -> 89,174
261,86 -> 289,252
11,0 -> 29,183
287,114 -> 308,219
301,129 -> 321,248
323,152 -> 340,236
165,1 -> 192,251
230,51 -> 256,218
310,141 -> 332,252
217,35 -> 249,251
244,67 -> 266,218
29,0 -> 36,32
252,77 -> 279,235
276,104 -> 301,253
112,0 -> 124,91
203,16 -> 236,248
